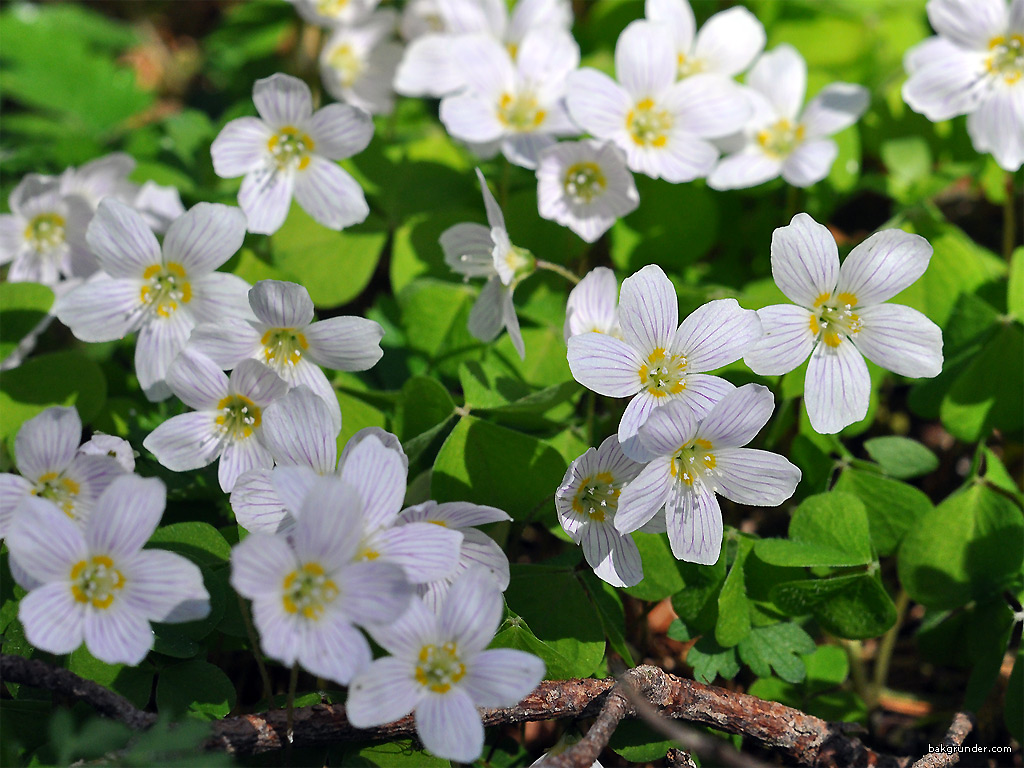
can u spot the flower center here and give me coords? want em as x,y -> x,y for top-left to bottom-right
670,438 -> 717,488
626,98 -> 672,147
316,0 -> 349,15
268,127 -> 315,171
31,471 -> 81,518
70,555 -> 124,610
24,213 -> 66,253
987,34 -> 1024,84
415,642 -> 466,694
572,472 -> 619,523
215,394 -> 261,439
261,327 -> 309,369
563,162 -> 607,204
497,91 -> 546,132
809,292 -> 862,348
282,562 -> 339,620
327,43 -> 363,87
638,347 -> 687,397
676,52 -> 704,78
140,262 -> 191,318
756,118 -> 806,158
499,243 -> 536,286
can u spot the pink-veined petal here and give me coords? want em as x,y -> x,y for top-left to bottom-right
697,383 -> 775,449
229,531 -> 296,599
292,476 -> 364,568
619,264 -> 678,352
464,648 -> 545,707
614,459 -> 673,533
253,73 -> 313,129
713,447 -> 801,506
836,228 -> 933,306
666,484 -> 722,564
771,212 -> 839,307
618,389 -> 661,461
87,475 -> 165,557
187,320 -> 262,370
581,522 -> 643,588
674,373 -> 736,420
261,386 -> 338,473
565,69 -> 632,139
744,304 -> 816,376
294,157 -> 370,230
370,522 -> 463,583
336,560 -> 413,626
8,497 -> 87,582
239,167 -> 295,236
230,468 -> 294,534
672,298 -> 761,372
0,474 -> 34,538
15,406 -> 80,481
439,572 -> 503,655
187,272 -> 253,324
901,40 -> 988,121
55,276 -> 142,343
121,548 -> 209,623
85,198 -> 160,278
166,347 -> 230,410
163,203 -> 246,275
298,613 -> 372,686
852,303 -> 943,379
136,309 -> 195,401
249,279 -> 314,327
567,332 -> 644,397
218,435 -> 274,493
82,601 -> 154,665
303,316 -> 384,371
302,103 -> 374,160
230,358 -> 289,405
211,117 -> 273,178
143,411 -> 223,472
416,689 -> 485,763
804,336 -> 870,434
19,582 -> 84,655
346,657 -> 421,727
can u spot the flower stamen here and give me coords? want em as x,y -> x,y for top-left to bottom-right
757,118 -> 806,158
638,347 -> 687,397
571,471 -> 619,522
282,562 -> 339,620
626,98 -> 672,147
140,262 -> 191,318
415,641 -> 466,694
215,394 -> 261,439
268,127 -> 315,171
70,555 -> 125,610
563,162 -> 607,204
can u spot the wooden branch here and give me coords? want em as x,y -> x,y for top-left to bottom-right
910,712 -> 975,768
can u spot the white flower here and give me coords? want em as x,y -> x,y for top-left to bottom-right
7,475 -> 209,664
439,28 -> 579,168
143,350 -> 289,492
398,501 -> 511,610
78,434 -> 136,474
708,45 -> 870,190
0,407 -> 125,537
617,384 -> 801,564
347,571 -> 545,762
230,474 -> 413,685
555,436 -> 644,587
288,0 -> 380,27
320,10 -> 403,115
537,141 -> 638,243
188,279 -> 384,429
395,0 -> 572,98
566,20 -> 750,183
903,0 -> 1024,171
440,169 -> 532,359
567,264 -> 761,459
744,213 -> 943,434
210,73 -> 373,235
54,199 -> 251,401
646,0 -> 765,81
0,174 -> 93,286
564,266 -> 621,341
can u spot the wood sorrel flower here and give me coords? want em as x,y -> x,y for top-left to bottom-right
564,266 -> 621,341
7,475 -> 209,664
616,384 -> 801,565
744,213 -> 943,434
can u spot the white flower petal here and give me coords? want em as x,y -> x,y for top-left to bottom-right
366,593 -> 439,657
707,150 -> 782,190
15,406 -> 80,481
239,167 -> 295,236
502,133 -> 556,171
346,657 -> 421,727
299,614 -> 372,686
801,83 -> 869,138
163,204 -> 246,275
136,310 -> 195,401
253,73 -> 313,129
20,583 -> 84,655
744,304 -> 815,376
292,476 -> 364,568
713,447 -> 801,506
671,298 -> 761,372
567,332 -> 644,398
836,228 -> 933,306
143,411 -> 223,472
636,399 -> 698,456
302,103 -> 374,160
804,336 -> 870,434
294,158 -> 370,231
394,35 -> 465,98
122,549 -> 209,623
8,497 -> 87,582
371,523 -> 463,583
693,6 -> 765,78
668,75 -> 750,138
615,459 -> 673,533
337,560 -> 413,625
87,475 -> 165,557
188,272 -> 253,324
249,279 -> 314,327
501,286 -> 525,360
927,0 -> 1008,49
82,602 -> 154,665
666,484 -> 722,564
272,464 -> 320,515
211,117 -> 273,178
565,69 -> 632,139
616,20 -> 677,97
303,316 -> 384,371
166,347 -> 230,410
230,531 -> 296,598
467,277 -> 505,343
261,386 -> 338,472
55,277 -> 141,343
780,139 -> 838,187
674,374 -> 736,419
85,198 -> 160,278
416,689 -> 485,763
645,0 -> 695,52
440,572 -> 503,655
618,390 -> 661,460
422,502 -> 511,527
465,648 -> 545,707
966,85 -> 1024,172
771,212 -> 840,307
251,596 -> 300,665
458,530 -> 511,589
230,359 -> 289,404
441,223 -> 497,277
565,267 -> 619,340
0,473 -> 34,538
852,304 -> 943,379
619,264 -> 678,352
187,320 -> 262,370
747,44 -> 806,119
230,468 -> 294,534
901,41 -> 988,121
218,436 -> 273,493
697,383 -> 775,449
582,523 -> 643,587
338,433 -> 407,532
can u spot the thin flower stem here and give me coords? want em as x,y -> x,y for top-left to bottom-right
237,593 -> 272,705
501,160 -> 511,210
871,589 -> 910,703
784,184 -> 801,223
285,662 -> 300,746
536,259 -> 581,285
1003,170 -> 1018,260
841,639 -> 872,707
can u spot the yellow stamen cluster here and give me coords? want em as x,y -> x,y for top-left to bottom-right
676,52 -> 705,78
317,0 -> 350,16
670,438 -> 717,488
215,394 -> 261,439
31,471 -> 81,518
756,118 -> 806,158
140,262 -> 191,318
626,98 -> 672,147
261,327 -> 309,369
268,127 -> 315,171
563,162 -> 607,204
809,292 -> 862,348
987,34 -> 1024,84
571,471 -> 619,523
639,347 -> 688,397
70,555 -> 124,610
497,92 -> 546,132
24,213 -> 66,253
328,43 -> 363,87
282,562 -> 339,620
415,642 -> 466,694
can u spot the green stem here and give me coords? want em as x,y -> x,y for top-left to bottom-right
535,259 -> 580,285
500,160 -> 511,210
237,593 -> 272,705
1004,171 -> 1018,260
285,662 -> 300,760
871,589 -> 910,704
841,639 -> 872,707
585,391 -> 596,448
785,184 -> 801,223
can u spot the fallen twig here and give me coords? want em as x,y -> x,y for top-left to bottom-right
910,712 -> 975,768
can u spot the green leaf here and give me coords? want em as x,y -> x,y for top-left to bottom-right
579,572 -> 635,667
1009,247 -> 1024,320
397,278 -> 476,360
272,208 -> 388,308
687,635 -> 740,684
716,538 -> 753,648
737,622 -> 816,684
964,598 -> 1015,711
156,660 -> 236,720
833,469 -> 933,556
755,492 -> 872,567
336,389 -> 388,448
148,522 -> 231,567
771,574 -> 897,639
151,625 -> 200,659
623,534 -> 685,601
431,415 -> 565,520
490,615 -> 576,681
609,720 -> 675,762
670,556 -> 728,634
349,740 -> 451,768
0,282 -> 53,363
862,436 -> 939,479
0,351 -> 106,440
940,323 -> 1024,441
67,646 -> 154,709
394,376 -> 454,441
898,482 -> 1024,609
